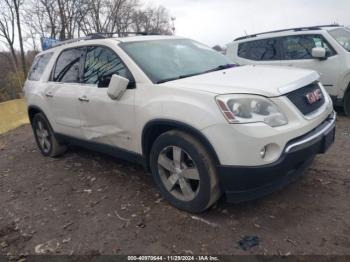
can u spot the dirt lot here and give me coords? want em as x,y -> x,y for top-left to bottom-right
0,112 -> 349,256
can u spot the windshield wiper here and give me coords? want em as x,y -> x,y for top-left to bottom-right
204,63 -> 236,73
156,64 -> 236,84
156,72 -> 204,84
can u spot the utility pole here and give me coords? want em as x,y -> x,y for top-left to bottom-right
171,17 -> 176,35
12,0 -> 27,76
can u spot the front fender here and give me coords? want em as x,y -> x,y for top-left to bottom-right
134,84 -> 225,155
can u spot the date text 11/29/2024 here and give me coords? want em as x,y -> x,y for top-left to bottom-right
127,256 -> 219,261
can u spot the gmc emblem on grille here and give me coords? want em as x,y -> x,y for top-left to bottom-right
305,89 -> 323,104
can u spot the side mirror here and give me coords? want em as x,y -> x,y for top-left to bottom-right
312,47 -> 327,60
107,74 -> 129,100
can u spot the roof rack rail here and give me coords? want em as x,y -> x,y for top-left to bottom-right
44,31 -> 155,50
234,24 -> 341,41
87,31 -> 156,38
47,34 -> 104,49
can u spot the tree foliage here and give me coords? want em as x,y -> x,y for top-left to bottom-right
0,0 -> 17,69
0,0 -> 173,102
24,0 -> 172,41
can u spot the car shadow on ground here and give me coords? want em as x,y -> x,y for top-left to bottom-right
64,143 -> 310,217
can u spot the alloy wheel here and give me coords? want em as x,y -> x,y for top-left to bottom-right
157,146 -> 200,201
35,120 -> 51,154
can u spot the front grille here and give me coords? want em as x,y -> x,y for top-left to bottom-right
286,82 -> 325,115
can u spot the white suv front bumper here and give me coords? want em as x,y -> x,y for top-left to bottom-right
211,111 -> 336,203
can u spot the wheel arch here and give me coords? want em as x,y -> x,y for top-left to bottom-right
339,71 -> 350,97
141,119 -> 220,171
27,105 -> 54,131
344,82 -> 350,115
346,81 -> 350,95
28,105 -> 45,125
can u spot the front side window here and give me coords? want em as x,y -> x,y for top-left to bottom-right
120,39 -> 233,84
83,46 -> 132,87
28,53 -> 53,81
329,28 -> 350,52
281,35 -> 336,60
52,48 -> 85,83
238,38 -> 280,61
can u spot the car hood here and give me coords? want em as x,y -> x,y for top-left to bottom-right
159,65 -> 320,97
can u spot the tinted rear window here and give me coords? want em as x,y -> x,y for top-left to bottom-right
238,39 -> 280,61
28,53 -> 53,81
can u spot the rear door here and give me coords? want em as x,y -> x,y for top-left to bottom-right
78,45 -> 136,151
45,47 -> 86,138
279,34 -> 341,96
234,38 -> 282,66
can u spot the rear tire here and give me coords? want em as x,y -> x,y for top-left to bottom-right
32,113 -> 67,157
150,130 -> 221,213
344,91 -> 350,117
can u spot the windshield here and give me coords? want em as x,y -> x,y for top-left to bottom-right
120,39 -> 234,83
329,28 -> 350,52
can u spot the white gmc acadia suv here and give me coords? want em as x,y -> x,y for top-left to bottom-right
226,25 -> 350,115
24,35 -> 336,213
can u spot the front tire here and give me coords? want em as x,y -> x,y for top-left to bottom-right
150,130 -> 221,213
32,113 -> 67,157
344,91 -> 350,117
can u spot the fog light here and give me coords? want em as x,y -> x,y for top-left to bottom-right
261,143 -> 280,162
260,146 -> 267,159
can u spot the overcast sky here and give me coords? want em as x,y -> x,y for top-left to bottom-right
143,0 -> 350,47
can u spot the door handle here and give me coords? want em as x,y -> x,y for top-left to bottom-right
78,96 -> 89,102
45,91 -> 53,98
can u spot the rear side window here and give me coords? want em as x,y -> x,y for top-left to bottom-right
238,38 -> 280,61
281,35 -> 336,60
83,46 -> 132,87
52,48 -> 85,83
28,53 -> 53,81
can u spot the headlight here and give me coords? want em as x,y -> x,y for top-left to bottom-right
216,94 -> 288,127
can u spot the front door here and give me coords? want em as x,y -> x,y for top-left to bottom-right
78,45 -> 136,151
279,34 -> 341,96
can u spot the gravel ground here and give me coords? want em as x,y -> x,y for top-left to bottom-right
0,112 -> 349,256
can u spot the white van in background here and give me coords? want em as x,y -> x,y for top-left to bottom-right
226,25 -> 350,116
